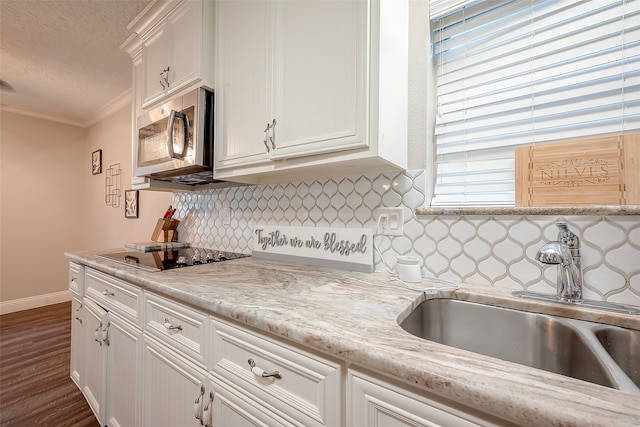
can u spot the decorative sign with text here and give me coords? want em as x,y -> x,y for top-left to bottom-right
252,225 -> 373,272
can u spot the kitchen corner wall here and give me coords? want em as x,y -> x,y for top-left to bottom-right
172,169 -> 640,308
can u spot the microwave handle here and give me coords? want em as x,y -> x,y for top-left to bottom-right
167,110 -> 190,159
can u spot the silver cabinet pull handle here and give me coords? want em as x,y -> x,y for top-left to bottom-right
102,290 -> 115,297
202,391 -> 214,427
263,123 -> 271,152
163,318 -> 183,331
163,66 -> 170,88
268,118 -> 276,149
159,66 -> 170,89
102,323 -> 110,346
247,358 -> 282,380
75,304 -> 83,323
94,322 -> 102,345
193,384 -> 205,421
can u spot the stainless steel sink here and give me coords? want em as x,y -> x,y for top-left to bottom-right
399,298 -> 640,394
595,327 -> 640,387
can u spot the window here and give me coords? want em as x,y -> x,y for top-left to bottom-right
430,0 -> 640,206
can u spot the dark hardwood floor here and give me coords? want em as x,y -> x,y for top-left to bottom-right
0,302 -> 100,427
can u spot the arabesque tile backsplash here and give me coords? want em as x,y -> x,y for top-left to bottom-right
172,170 -> 640,307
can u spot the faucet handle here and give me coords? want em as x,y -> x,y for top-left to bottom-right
555,222 -> 580,250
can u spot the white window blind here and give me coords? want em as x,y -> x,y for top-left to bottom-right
431,0 -> 640,206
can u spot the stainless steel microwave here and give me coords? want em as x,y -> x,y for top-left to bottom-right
135,87 -> 215,184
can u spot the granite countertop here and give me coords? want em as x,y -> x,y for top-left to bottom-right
65,249 -> 640,427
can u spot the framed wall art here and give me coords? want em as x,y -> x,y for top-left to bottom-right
92,149 -> 102,175
125,190 -> 139,218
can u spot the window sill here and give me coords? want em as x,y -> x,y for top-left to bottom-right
415,205 -> 640,216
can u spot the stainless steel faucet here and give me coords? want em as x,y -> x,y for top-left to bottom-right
513,222 -> 639,314
536,222 -> 583,303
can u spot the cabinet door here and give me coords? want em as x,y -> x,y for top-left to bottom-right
348,369 -> 493,427
166,0 -> 202,97
214,0 -> 272,171
82,299 -> 108,425
212,381 -> 295,427
106,314 -> 141,427
270,0 -> 367,159
141,337 -> 208,427
142,26 -> 170,108
70,297 -> 84,388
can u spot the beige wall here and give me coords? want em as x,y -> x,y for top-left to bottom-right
0,105 -> 171,309
1,111 -> 86,303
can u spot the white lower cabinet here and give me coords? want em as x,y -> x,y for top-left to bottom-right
69,263 -> 85,389
348,368 -> 502,427
70,296 -> 84,388
80,298 -> 141,427
70,265 -> 501,427
106,313 -> 141,427
72,268 -> 142,427
80,297 -> 108,425
209,315 -> 342,427
141,336 -> 211,427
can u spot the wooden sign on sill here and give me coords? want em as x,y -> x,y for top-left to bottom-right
515,134 -> 639,206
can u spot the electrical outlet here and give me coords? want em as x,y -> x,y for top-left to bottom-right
374,207 -> 404,236
222,207 -> 231,226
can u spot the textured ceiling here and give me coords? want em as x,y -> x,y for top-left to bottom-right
0,0 -> 153,127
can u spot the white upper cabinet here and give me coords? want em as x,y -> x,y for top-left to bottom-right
126,0 -> 215,111
214,0 -> 272,170
215,0 -> 408,184
270,0 -> 366,160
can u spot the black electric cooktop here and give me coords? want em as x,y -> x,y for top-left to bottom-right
97,247 -> 249,272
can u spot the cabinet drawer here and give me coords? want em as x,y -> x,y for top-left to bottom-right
213,381 -> 297,427
69,262 -> 84,296
85,268 -> 141,325
210,317 -> 342,427
144,292 -> 208,366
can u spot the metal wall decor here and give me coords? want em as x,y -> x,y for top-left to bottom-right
105,163 -> 121,208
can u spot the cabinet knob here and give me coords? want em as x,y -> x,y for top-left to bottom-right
102,290 -> 115,297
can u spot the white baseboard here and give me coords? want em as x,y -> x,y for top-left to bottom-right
0,291 -> 71,315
